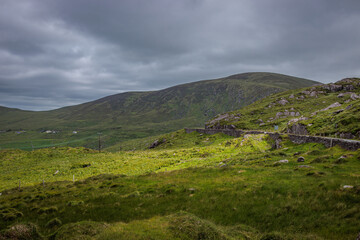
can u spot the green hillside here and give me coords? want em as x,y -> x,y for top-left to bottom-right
0,131 -> 359,239
206,78 -> 360,139
0,72 -> 318,150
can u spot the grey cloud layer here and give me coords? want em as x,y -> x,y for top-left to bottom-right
1,0 -> 360,110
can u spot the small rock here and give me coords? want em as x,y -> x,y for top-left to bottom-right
289,94 -> 294,99
278,99 -> 289,105
332,109 -> 344,115
277,159 -> 289,163
53,170 -> 59,175
188,188 -> 196,193
298,165 -> 311,168
219,164 -> 227,168
346,104 -> 353,110
259,123 -> 265,126
297,156 -> 305,162
343,185 -> 353,189
309,91 -> 317,97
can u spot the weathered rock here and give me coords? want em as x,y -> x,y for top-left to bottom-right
289,94 -> 294,99
298,165 -> 311,168
322,84 -> 343,92
309,91 -> 317,97
346,104 -> 353,110
302,91 -> 311,95
287,123 -> 309,135
339,132 -> 355,139
277,159 -> 289,163
297,156 -> 305,162
332,109 -> 344,115
319,102 -> 342,112
343,185 -> 353,189
350,93 -> 360,100
343,84 -> 355,91
278,99 -> 289,105
149,139 -> 166,149
276,112 -> 284,117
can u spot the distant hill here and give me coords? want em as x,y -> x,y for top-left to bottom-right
206,77 -> 360,139
0,72 -> 319,149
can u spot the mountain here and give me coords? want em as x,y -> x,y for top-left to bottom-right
0,72 -> 319,149
206,77 -> 360,139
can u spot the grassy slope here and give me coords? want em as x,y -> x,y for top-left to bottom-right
0,72 -> 318,150
206,78 -> 360,138
1,130 -> 360,239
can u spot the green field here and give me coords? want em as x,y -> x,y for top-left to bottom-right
1,130 -> 359,239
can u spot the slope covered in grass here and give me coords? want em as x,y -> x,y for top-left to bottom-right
0,72 -> 318,150
206,78 -> 360,139
1,130 -> 360,239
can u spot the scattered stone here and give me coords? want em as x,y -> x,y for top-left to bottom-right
309,91 -> 317,97
219,164 -> 227,168
319,102 -> 342,112
258,119 -> 264,123
343,85 -> 355,91
298,165 -> 311,168
278,99 -> 289,105
277,159 -> 289,163
350,93 -> 360,100
343,185 -> 353,189
297,156 -> 305,162
302,91 -> 311,95
53,170 -> 59,175
293,152 -> 300,156
82,164 -> 91,168
289,94 -> 294,99
322,84 -> 343,92
259,123 -> 265,126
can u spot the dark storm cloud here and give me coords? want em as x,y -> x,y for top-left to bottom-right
0,0 -> 360,110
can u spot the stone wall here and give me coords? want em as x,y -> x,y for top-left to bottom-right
184,128 -> 360,151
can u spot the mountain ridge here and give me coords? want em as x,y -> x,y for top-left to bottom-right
0,72 -> 319,149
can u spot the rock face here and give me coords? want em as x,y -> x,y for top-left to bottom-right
149,139 -> 166,149
287,123 -> 309,135
322,84 -> 343,92
297,156 -> 305,162
205,113 -> 241,129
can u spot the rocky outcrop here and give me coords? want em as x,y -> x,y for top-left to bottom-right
287,123 -> 309,135
277,99 -> 289,105
149,139 -> 166,149
205,113 -> 241,129
322,84 -> 343,92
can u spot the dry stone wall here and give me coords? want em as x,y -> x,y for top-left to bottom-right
184,128 -> 360,151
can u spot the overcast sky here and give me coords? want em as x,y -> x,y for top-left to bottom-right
1,0 -> 360,110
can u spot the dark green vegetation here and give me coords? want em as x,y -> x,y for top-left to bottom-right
206,78 -> 360,139
0,72 -> 318,150
1,131 -> 360,239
